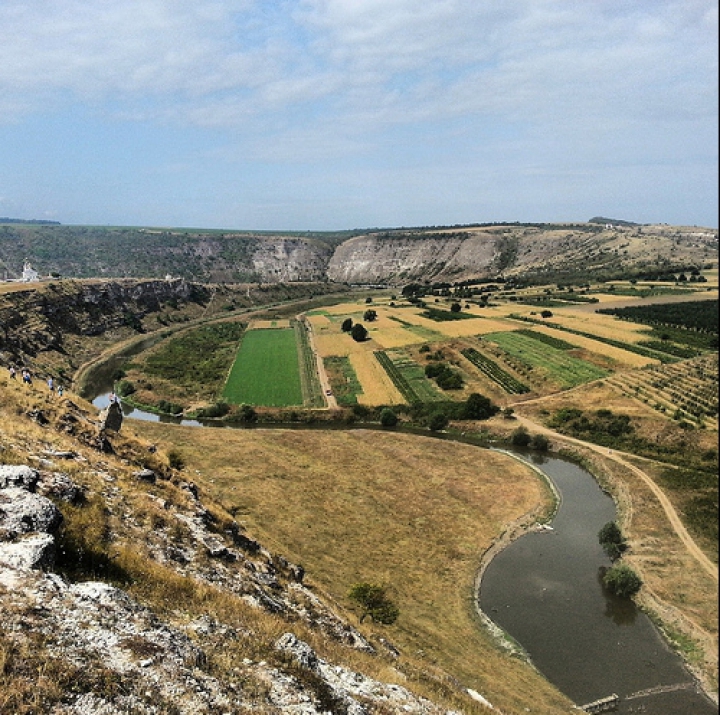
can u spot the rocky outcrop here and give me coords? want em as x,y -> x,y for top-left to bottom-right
0,462 -> 476,713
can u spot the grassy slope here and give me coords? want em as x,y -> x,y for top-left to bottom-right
140,422 -> 571,714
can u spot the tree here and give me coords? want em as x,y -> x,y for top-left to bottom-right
379,408 -> 398,427
341,317 -> 353,332
428,411 -> 449,431
603,563 -> 642,597
511,426 -> 532,447
450,302 -> 462,313
463,393 -> 497,420
363,309 -> 377,322
598,521 -> 627,561
531,433 -> 550,451
540,310 -> 553,319
351,323 -> 368,342
348,583 -> 399,624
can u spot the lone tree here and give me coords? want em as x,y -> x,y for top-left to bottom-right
341,317 -> 353,332
450,302 -> 462,313
348,583 -> 399,624
598,521 -> 628,561
363,309 -> 377,322
379,408 -> 398,427
603,563 -> 642,598
351,323 -> 368,342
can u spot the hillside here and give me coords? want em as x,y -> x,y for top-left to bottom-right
1,221 -> 716,286
0,346 -> 571,714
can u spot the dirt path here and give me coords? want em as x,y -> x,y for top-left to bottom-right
299,314 -> 338,409
513,414 -> 718,583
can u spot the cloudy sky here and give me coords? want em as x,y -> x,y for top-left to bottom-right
0,0 -> 717,230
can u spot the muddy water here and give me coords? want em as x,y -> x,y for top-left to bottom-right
479,453 -> 715,714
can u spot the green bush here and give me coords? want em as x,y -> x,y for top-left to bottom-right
379,408 -> 398,427
115,380 -> 136,397
598,521 -> 628,561
428,412 -> 449,431
348,583 -> 399,624
603,563 -> 642,597
511,427 -> 532,447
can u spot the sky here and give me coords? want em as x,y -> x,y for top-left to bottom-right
0,0 -> 717,231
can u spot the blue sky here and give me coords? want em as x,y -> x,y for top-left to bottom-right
0,0 -> 717,230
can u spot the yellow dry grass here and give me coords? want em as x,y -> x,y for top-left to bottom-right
248,319 -> 291,329
510,306 -> 652,344
349,351 -> 404,405
139,422 -> 570,714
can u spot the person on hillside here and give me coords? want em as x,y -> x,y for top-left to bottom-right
22,369 -> 32,385
8,366 -> 16,380
47,376 -> 54,392
57,385 -> 64,397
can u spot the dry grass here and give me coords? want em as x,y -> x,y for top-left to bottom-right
138,422 -> 571,714
349,351 -> 404,405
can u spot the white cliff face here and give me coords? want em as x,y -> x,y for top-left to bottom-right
326,232 -> 501,285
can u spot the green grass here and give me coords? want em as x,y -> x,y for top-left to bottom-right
485,331 -> 608,387
324,356 -> 362,405
375,349 -> 447,403
222,328 -> 303,407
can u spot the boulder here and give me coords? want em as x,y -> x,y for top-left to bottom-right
0,487 -> 63,539
0,532 -> 56,571
98,401 -> 123,433
0,465 -> 39,490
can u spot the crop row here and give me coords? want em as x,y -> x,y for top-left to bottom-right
607,355 -> 718,426
510,315 -> 679,363
484,331 -> 608,388
374,351 -> 422,404
294,319 -> 325,408
461,347 -> 529,394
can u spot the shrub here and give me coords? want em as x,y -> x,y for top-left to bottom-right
167,449 -> 185,470
598,521 -> 627,561
348,583 -> 399,624
531,433 -> 550,451
511,427 -> 532,447
462,393 -> 497,420
379,408 -> 398,427
428,412 -> 449,431
603,563 -> 642,597
115,380 -> 136,397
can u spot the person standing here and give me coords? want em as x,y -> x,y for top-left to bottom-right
9,366 -> 16,379
48,376 -> 54,392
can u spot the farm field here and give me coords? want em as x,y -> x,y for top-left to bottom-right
606,353 -> 719,429
222,327 -> 303,407
483,330 -> 609,388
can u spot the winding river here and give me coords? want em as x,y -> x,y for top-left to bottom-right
93,393 -> 716,713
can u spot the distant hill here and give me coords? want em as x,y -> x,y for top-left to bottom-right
588,216 -> 639,227
0,221 -> 715,286
0,217 -> 61,225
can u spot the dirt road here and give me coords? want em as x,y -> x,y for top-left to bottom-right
513,414 -> 718,583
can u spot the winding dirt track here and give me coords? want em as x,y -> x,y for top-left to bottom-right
513,414 -> 718,583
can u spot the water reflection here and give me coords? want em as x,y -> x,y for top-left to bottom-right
597,567 -> 638,626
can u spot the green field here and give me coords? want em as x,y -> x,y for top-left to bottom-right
485,331 -> 608,388
222,328 -> 303,406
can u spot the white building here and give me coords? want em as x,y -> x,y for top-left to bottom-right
22,261 -> 39,282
